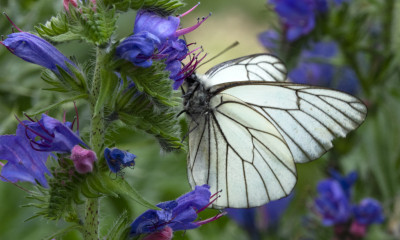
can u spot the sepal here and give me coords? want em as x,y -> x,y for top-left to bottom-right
35,13 -> 81,42
103,0 -> 184,15
41,61 -> 88,94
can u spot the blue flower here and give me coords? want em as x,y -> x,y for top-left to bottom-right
0,124 -> 51,187
269,0 -> 317,41
116,5 -> 208,89
226,193 -> 293,238
1,32 -> 76,74
268,0 -> 347,41
314,179 -> 352,226
22,114 -> 87,153
130,185 -> 224,236
226,208 -> 257,237
353,198 -> 384,225
116,32 -> 161,68
0,113 -> 90,186
258,29 -> 280,52
104,147 -> 136,173
288,41 -> 359,94
134,10 -> 180,43
329,169 -> 357,199
262,192 -> 294,228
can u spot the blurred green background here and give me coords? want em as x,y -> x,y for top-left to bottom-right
0,0 -> 399,239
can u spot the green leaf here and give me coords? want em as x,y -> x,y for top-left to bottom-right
43,224 -> 83,240
100,172 -> 159,210
28,94 -> 88,116
103,211 -> 131,240
35,14 -> 71,41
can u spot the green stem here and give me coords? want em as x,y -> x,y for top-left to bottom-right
84,47 -> 104,240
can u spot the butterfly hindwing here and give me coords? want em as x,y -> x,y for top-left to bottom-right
215,82 -> 367,163
187,93 -> 296,209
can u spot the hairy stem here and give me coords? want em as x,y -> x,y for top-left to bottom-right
84,47 -> 104,240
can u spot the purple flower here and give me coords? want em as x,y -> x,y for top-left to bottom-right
226,208 -> 257,236
22,114 -> 87,153
269,0 -> 317,41
1,32 -> 76,74
116,32 -> 161,68
258,29 -> 280,52
116,4 -> 208,89
329,170 -> 357,199
104,147 -> 136,173
314,180 -> 352,226
262,192 -> 293,228
0,124 -> 51,187
288,41 -> 359,94
0,113 -> 90,187
268,0 -> 347,41
353,198 -> 384,225
130,185 -> 224,236
134,10 -> 180,43
134,3 -> 208,43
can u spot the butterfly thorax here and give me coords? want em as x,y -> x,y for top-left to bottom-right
183,74 -> 212,119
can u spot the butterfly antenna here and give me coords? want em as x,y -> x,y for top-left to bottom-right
197,41 -> 239,69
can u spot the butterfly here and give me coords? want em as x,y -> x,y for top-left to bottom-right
182,54 -> 367,209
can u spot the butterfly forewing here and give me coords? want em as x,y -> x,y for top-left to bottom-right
203,54 -> 287,88
187,93 -> 296,209
217,82 -> 367,163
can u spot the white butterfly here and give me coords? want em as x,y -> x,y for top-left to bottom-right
183,54 -> 367,209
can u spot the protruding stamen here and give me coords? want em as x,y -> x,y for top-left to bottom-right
23,113 -> 35,122
179,2 -> 200,18
0,174 -> 32,193
196,189 -> 221,213
195,212 -> 226,226
15,115 -> 52,142
3,12 -> 23,32
73,101 -> 80,133
174,12 -> 211,38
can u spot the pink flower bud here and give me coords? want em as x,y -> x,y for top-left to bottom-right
71,145 -> 97,174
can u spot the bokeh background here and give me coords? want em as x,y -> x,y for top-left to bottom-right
0,0 -> 399,239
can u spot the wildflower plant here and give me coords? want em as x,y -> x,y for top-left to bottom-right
0,1 -> 217,239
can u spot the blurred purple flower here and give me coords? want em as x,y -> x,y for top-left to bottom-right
226,208 -> 258,237
288,41 -> 359,94
268,0 -> 348,41
269,0 -> 317,41
353,198 -> 384,225
314,179 -> 352,226
227,193 -> 293,239
130,185 -> 224,236
261,192 -> 294,228
1,32 -> 77,74
329,169 -> 357,199
258,30 -> 280,52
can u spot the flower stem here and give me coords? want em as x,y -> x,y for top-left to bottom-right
84,47 -> 104,240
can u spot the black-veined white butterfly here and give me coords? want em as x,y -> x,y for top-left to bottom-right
183,54 -> 367,209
